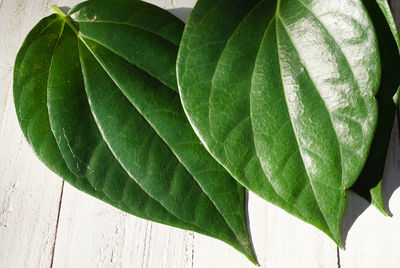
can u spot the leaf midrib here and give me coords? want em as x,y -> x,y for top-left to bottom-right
54,9 -> 247,248
206,0 -> 345,241
265,1 -> 343,241
40,15 -> 213,238
76,33 -> 244,247
273,15 -> 338,241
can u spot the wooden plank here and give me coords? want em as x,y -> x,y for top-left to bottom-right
0,112 -> 63,267
0,0 -> 27,131
263,202 -> 338,268
52,183 -> 194,268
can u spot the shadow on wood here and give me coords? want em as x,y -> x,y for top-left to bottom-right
382,118 -> 400,215
59,6 -> 70,14
341,120 -> 400,248
168,8 -> 192,23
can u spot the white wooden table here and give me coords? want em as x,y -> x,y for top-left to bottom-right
0,1 -> 399,267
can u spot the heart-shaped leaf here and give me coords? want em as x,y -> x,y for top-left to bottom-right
177,0 -> 382,246
14,0 -> 256,262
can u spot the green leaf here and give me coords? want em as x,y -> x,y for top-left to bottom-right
376,0 -> 400,50
177,0 -> 382,246
13,0 -> 256,263
350,0 -> 400,215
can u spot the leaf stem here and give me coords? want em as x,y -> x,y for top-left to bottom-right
51,5 -> 80,36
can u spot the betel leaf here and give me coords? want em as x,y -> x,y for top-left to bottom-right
177,0 -> 382,246
13,0 -> 256,263
350,0 -> 400,215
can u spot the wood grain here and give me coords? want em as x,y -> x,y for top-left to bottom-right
0,0 -> 399,267
52,183 -> 195,268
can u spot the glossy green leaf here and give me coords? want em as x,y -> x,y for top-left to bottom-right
350,0 -> 400,215
178,0 -> 382,246
13,0 -> 256,263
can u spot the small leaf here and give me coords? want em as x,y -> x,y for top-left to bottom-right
177,0 -> 382,246
14,0 -> 256,263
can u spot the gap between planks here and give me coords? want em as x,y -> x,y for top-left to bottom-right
50,180 -> 65,268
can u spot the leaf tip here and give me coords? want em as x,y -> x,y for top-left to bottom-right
239,242 -> 259,266
246,254 -> 259,266
329,228 -> 344,250
375,203 -> 389,216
